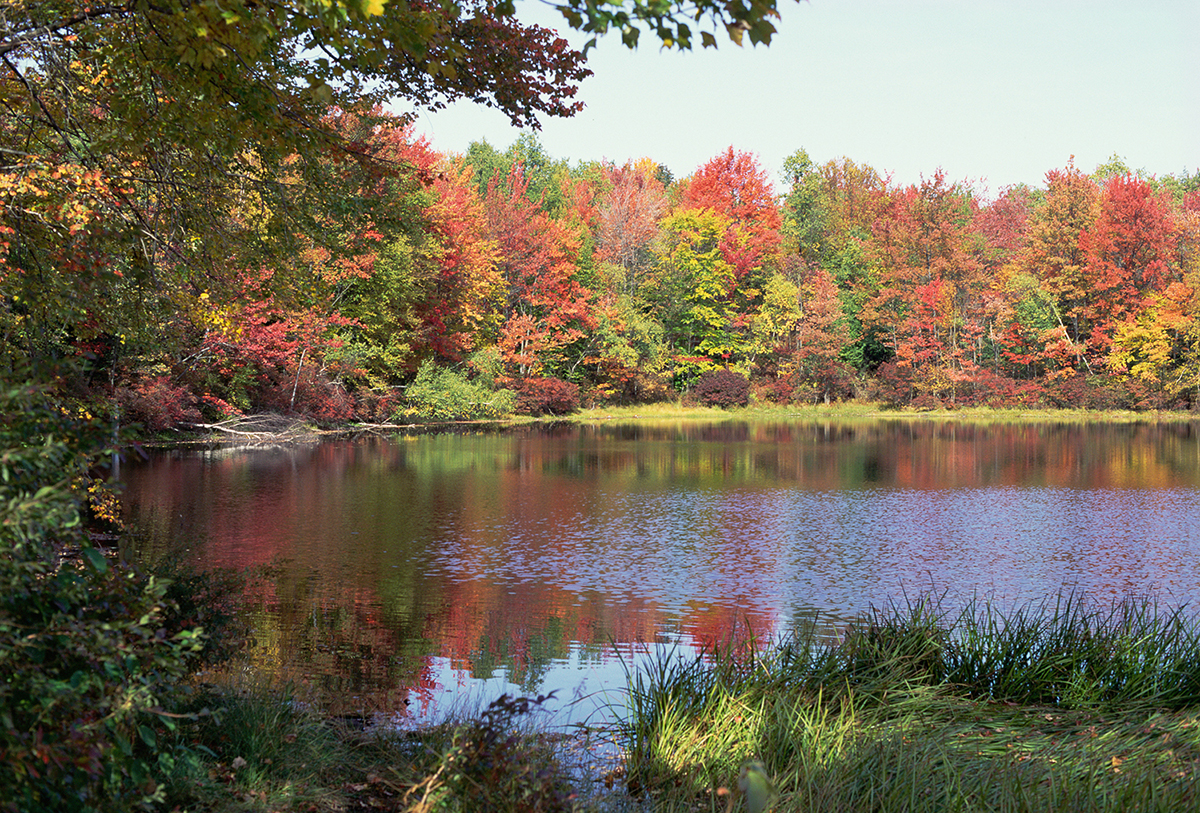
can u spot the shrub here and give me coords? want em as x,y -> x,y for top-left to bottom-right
400,361 -> 515,422
114,374 -> 201,432
751,376 -> 794,405
588,367 -> 674,406
868,361 -> 912,407
515,377 -> 580,416
956,370 -> 1045,408
1044,372 -> 1136,410
692,368 -> 749,408
197,393 -> 242,421
0,384 -> 207,812
404,693 -> 576,812
353,387 -> 403,423
909,392 -> 945,411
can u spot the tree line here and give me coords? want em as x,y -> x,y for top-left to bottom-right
7,103 -> 1199,427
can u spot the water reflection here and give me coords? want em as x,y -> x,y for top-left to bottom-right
123,420 -> 1200,721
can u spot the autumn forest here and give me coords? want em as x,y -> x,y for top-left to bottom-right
6,104 -> 1200,429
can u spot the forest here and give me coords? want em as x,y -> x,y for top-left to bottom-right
5,98 -> 1200,429
3,1 -> 1200,434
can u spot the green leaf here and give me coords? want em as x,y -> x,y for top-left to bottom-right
82,547 -> 108,575
138,724 -> 157,748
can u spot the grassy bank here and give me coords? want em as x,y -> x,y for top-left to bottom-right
566,401 -> 1200,425
160,683 -> 596,812
622,593 -> 1200,812
161,594 -> 1200,812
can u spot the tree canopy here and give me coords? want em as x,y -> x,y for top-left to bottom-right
4,0 -> 792,138
1,0 -> 795,378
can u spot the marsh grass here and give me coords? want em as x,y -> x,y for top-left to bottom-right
621,593 -> 1200,812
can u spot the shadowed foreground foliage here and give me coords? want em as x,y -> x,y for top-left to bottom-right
144,594 -> 1200,812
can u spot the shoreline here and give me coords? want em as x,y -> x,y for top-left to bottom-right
135,401 -> 1200,448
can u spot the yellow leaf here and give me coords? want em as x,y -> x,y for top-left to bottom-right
361,0 -> 387,15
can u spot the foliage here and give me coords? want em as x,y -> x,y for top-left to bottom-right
400,361 -> 515,422
184,284 -> 358,424
692,368 -> 750,408
680,146 -> 781,282
9,107 -> 1200,423
552,0 -> 795,49
651,208 -> 743,362
160,683 -> 589,813
0,384 -> 207,811
11,0 -> 1200,424
114,375 -> 202,434
164,683 -> 349,812
594,159 -> 668,287
481,161 -> 596,384
1082,174 -> 1178,357
8,0 -> 788,426
514,376 -> 581,416
152,560 -> 250,671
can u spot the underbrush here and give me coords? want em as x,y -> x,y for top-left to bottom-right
166,684 -> 598,812
620,593 -> 1200,812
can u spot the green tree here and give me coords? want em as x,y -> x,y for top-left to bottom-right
781,148 -> 829,266
466,133 -> 573,215
650,208 -> 742,363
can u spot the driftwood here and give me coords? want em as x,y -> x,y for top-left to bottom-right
181,413 -> 320,442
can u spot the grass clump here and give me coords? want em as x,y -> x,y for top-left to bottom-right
399,692 -> 579,812
620,593 -> 1200,812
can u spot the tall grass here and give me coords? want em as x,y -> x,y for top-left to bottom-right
620,593 -> 1200,812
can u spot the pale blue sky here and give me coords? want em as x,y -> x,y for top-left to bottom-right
397,0 -> 1198,195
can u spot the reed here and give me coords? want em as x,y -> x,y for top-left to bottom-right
620,593 -> 1200,812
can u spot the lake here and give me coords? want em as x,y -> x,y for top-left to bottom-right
122,419 -> 1200,726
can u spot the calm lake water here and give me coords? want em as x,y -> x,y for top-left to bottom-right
122,419 -> 1200,725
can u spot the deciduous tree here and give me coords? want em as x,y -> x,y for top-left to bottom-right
1081,174 -> 1177,355
483,163 -> 594,379
1022,160 -> 1099,359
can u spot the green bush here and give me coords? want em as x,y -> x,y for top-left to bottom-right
399,361 -> 515,422
0,384 -> 208,812
403,692 -> 577,812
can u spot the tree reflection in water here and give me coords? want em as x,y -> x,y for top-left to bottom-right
122,420 -> 1200,722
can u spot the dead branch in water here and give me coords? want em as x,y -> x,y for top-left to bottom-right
181,413 -> 319,442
